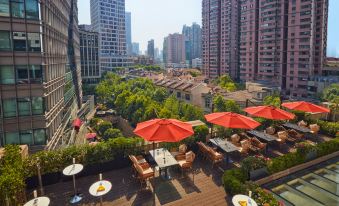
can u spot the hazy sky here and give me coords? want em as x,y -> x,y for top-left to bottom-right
79,0 -> 339,57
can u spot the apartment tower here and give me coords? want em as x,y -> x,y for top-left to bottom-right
90,0 -> 132,72
0,0 -> 82,149
163,33 -> 186,66
147,39 -> 155,59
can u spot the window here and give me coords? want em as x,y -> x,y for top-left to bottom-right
3,99 -> 17,117
34,129 -> 46,145
25,0 -> 39,19
5,132 -> 20,144
11,0 -> 25,18
32,97 -> 43,115
0,65 -> 15,84
185,94 -> 191,101
0,0 -> 9,16
18,98 -> 31,116
27,33 -> 41,51
13,32 -> 27,51
20,130 -> 33,145
0,31 -> 11,50
29,65 -> 42,83
16,66 -> 29,84
177,92 -> 181,98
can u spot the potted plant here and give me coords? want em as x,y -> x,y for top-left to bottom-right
295,142 -> 317,161
241,156 -> 269,180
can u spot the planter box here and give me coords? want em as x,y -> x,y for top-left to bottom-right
26,172 -> 61,189
306,151 -> 317,161
249,167 -> 268,181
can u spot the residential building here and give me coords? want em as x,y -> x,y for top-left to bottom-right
147,39 -> 155,59
132,56 -> 154,66
0,0 -> 82,149
79,25 -> 101,84
132,42 -> 140,56
202,0 -> 240,79
203,0 -> 329,98
192,58 -> 202,69
163,33 -> 186,66
90,0 -> 132,72
125,12 -> 132,55
183,23 -> 202,65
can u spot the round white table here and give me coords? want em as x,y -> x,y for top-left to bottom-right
89,180 -> 112,206
24,197 -> 50,206
62,163 -> 84,204
232,194 -> 258,206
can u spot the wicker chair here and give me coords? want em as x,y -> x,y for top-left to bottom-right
266,126 -> 276,135
278,131 -> 296,143
206,146 -> 224,167
197,142 -> 209,160
309,124 -> 320,135
231,134 -> 241,147
298,120 -> 308,128
175,151 -> 196,179
249,137 -> 267,153
134,163 -> 155,189
238,139 -> 250,156
288,129 -> 304,139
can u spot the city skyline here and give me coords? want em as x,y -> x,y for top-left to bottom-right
78,0 -> 339,57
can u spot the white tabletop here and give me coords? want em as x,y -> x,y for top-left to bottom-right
89,180 -> 112,197
62,164 -> 84,176
232,195 -> 257,206
24,197 -> 50,206
149,148 -> 178,168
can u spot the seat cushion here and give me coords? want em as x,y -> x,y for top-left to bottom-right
178,160 -> 187,167
142,167 -> 154,175
186,151 -> 195,162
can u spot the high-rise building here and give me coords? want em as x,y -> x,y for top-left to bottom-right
163,33 -> 186,66
147,39 -> 155,59
202,0 -> 240,79
79,25 -> 100,84
182,23 -> 202,66
132,42 -> 140,56
202,0 -> 328,97
0,0 -> 82,149
90,0 -> 132,71
125,12 -> 132,55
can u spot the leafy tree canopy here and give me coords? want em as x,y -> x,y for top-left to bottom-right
214,75 -> 237,92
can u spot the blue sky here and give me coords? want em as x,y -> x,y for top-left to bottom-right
79,0 -> 339,57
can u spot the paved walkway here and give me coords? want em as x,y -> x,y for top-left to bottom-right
37,160 -> 230,206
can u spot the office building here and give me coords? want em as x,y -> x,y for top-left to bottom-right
182,23 -> 202,65
192,58 -> 202,69
202,0 -> 328,97
125,12 -> 132,55
79,25 -> 100,84
147,39 -> 155,59
0,0 -> 82,149
90,0 -> 132,72
132,42 -> 140,56
163,33 -> 186,66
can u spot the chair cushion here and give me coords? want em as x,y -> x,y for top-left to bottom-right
278,131 -> 288,140
178,160 -> 187,167
142,167 -> 154,175
266,127 -> 276,135
186,151 -> 194,162
298,120 -> 307,127
179,144 -> 187,153
231,134 -> 240,143
309,124 -> 320,132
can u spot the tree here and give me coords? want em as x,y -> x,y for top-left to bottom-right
103,128 -> 123,140
329,96 -> 339,122
213,95 -> 242,113
263,94 -> 281,107
322,84 -> 339,102
194,125 -> 209,142
97,121 -> 112,136
215,75 -> 237,92
153,88 -> 169,103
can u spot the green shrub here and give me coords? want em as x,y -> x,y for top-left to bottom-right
241,156 -> 267,174
222,168 -> 248,195
97,121 -> 113,135
89,117 -> 101,127
103,128 -> 123,140
316,138 -> 339,157
315,120 -> 339,137
267,152 -> 305,174
253,187 -> 282,206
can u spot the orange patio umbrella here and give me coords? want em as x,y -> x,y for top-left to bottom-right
86,133 -> 97,140
244,106 -> 295,120
282,101 -> 330,113
205,112 -> 261,130
134,119 -> 194,142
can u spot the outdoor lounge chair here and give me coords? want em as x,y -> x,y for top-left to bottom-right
276,131 -> 289,149
231,134 -> 241,147
298,120 -> 308,128
238,139 -> 250,156
170,144 -> 188,158
197,141 -> 210,160
129,155 -> 148,176
265,126 -> 276,135
206,146 -> 224,167
175,151 -> 196,179
134,163 -> 155,189
278,131 -> 296,143
287,129 -> 304,139
249,137 -> 267,154
309,124 -> 320,135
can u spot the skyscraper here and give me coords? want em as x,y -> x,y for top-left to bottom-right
163,33 -> 186,66
132,42 -> 140,56
125,12 -> 132,55
90,0 -> 132,71
0,0 -> 82,149
182,23 -> 202,66
202,0 -> 240,79
202,0 -> 328,97
79,25 -> 101,84
147,39 -> 155,59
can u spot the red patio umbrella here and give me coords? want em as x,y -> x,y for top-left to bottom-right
204,112 -> 261,130
244,106 -> 295,120
134,119 -> 194,142
73,118 -> 82,132
86,133 -> 97,140
282,101 -> 330,113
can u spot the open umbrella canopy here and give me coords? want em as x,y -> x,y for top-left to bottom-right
73,118 -> 82,128
244,106 -> 295,120
133,119 -> 194,142
205,112 -> 261,130
86,133 -> 97,139
282,101 -> 330,113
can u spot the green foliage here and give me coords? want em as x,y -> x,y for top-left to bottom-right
252,187 -> 282,206
0,145 -> 25,205
310,119 -> 339,137
214,75 -> 237,92
241,156 -> 267,173
193,125 -> 209,142
213,95 -> 242,113
97,121 -> 113,136
222,168 -> 248,195
103,128 -> 123,140
24,137 -> 143,177
322,83 -> 339,102
89,117 -> 102,128
82,84 -> 96,95
263,94 -> 281,107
